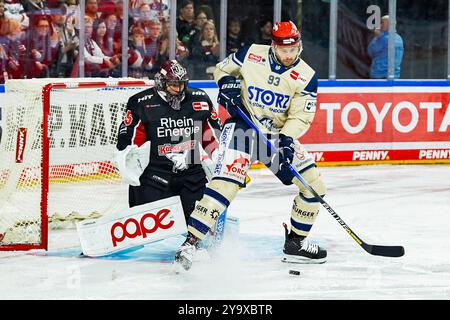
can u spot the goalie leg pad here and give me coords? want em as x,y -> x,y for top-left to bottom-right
187,179 -> 239,240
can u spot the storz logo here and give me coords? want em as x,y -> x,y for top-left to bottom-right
110,209 -> 175,247
247,86 -> 290,111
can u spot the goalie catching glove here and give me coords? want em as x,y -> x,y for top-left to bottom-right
113,141 -> 151,186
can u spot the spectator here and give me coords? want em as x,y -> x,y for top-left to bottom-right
71,15 -> 119,77
65,0 -> 77,18
114,0 -> 124,24
132,2 -> 149,26
0,4 -> 11,82
21,0 -> 46,13
0,42 -> 7,82
50,4 -> 78,77
85,0 -> 100,22
1,18 -> 26,79
186,9 -> 208,53
149,0 -> 169,22
98,0 -> 115,16
0,1 -> 7,31
176,0 -> 194,46
129,0 -> 148,22
196,4 -> 214,22
367,15 -> 404,79
93,18 -> 108,54
4,0 -> 29,30
227,17 -> 244,55
101,12 -> 120,56
188,19 -> 219,79
130,10 -> 162,76
158,18 -> 189,63
27,15 -> 60,78
256,18 -> 272,45
127,26 -> 153,78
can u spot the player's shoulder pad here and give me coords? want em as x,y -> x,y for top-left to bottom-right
249,44 -> 271,52
304,73 -> 318,94
186,87 -> 210,99
232,45 -> 251,65
186,87 -> 212,110
291,60 -> 318,93
128,87 -> 156,109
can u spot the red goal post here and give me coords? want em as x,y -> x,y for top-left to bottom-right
0,78 -> 153,251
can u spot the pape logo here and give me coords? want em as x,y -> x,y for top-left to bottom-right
16,128 -> 27,163
110,209 -> 175,247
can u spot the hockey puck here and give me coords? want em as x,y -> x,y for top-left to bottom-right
289,270 -> 300,276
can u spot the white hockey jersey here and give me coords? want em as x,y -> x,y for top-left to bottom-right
214,44 -> 318,139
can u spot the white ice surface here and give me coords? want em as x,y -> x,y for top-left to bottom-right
1,164 -> 450,300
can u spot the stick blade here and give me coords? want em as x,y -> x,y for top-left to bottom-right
363,244 -> 405,257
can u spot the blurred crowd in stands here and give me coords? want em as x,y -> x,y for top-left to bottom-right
0,0 -> 279,82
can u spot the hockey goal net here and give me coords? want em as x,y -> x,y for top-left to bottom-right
0,78 -> 153,251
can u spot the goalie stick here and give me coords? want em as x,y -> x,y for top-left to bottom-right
235,106 -> 405,258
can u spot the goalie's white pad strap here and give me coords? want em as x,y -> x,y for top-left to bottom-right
113,141 -> 151,186
76,196 -> 187,257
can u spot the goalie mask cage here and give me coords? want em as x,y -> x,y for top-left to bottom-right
0,78 -> 153,251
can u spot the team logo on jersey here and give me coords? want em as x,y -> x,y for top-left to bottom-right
192,101 -> 209,111
257,116 -> 279,131
158,140 -> 195,155
211,109 -> 219,120
137,94 -> 153,103
247,53 -> 265,64
124,110 -> 133,126
290,70 -> 307,83
225,154 -> 250,172
304,99 -> 316,113
247,86 -> 290,111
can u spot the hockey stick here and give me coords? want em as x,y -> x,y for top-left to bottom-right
235,106 -> 405,258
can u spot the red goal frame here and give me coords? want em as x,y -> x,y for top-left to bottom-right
0,80 -> 152,251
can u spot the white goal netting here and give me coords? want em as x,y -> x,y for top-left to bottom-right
0,78 -> 152,250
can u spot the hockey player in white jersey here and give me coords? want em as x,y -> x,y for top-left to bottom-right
175,21 -> 327,271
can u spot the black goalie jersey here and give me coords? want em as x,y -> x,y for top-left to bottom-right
117,86 -> 222,179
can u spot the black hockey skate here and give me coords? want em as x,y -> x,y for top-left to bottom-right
281,223 -> 327,264
174,233 -> 199,271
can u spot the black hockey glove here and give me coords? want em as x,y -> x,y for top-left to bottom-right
277,134 -> 296,184
217,76 -> 242,118
279,134 -> 295,165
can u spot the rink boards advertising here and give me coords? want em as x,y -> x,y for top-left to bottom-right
200,80 -> 450,166
0,80 -> 449,169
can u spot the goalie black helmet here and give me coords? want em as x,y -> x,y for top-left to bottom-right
154,60 -> 189,110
